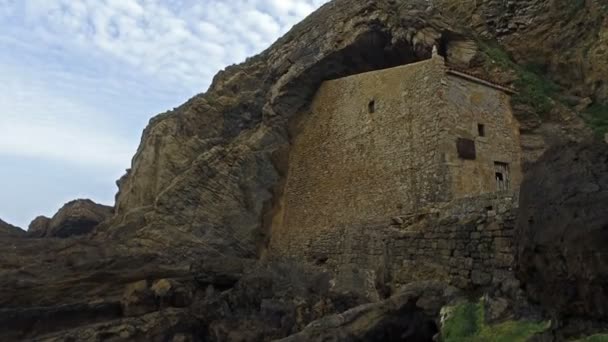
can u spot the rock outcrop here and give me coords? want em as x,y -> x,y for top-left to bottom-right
0,219 -> 24,237
516,139 -> 608,336
28,199 -> 113,238
104,0 -> 458,261
0,0 -> 606,340
279,281 -> 457,342
101,0 -> 605,262
27,215 -> 51,237
194,261 -> 375,341
437,0 -> 606,167
437,0 -> 607,102
0,238 -> 197,341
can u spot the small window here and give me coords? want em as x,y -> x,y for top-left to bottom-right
494,162 -> 510,191
457,138 -> 476,160
478,124 -> 486,137
368,100 -> 375,113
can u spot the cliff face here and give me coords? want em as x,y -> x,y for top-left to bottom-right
436,0 -> 607,167
105,0 -> 461,259
106,0 -> 606,260
0,219 -> 24,237
437,0 -> 607,102
1,0 -> 606,340
517,140 -> 608,332
27,199 -> 113,238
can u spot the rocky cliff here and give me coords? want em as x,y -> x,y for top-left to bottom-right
0,0 -> 606,341
0,219 -> 24,237
28,199 -> 113,238
437,0 -> 607,167
516,139 -> 608,339
105,0 -> 606,259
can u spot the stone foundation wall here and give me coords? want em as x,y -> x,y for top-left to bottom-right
278,194 -> 518,291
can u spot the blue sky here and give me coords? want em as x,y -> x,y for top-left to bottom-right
0,0 -> 327,229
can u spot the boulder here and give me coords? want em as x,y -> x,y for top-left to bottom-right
121,280 -> 157,317
194,261 -> 372,341
331,264 -> 383,303
151,279 -> 193,309
278,281 -> 458,342
32,199 -> 113,238
516,140 -> 608,323
482,295 -> 511,323
27,216 -> 50,237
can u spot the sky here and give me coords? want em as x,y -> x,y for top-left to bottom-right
0,0 -> 328,229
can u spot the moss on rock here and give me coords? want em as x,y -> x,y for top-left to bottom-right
582,103 -> 608,136
441,301 -> 549,342
479,41 -> 559,118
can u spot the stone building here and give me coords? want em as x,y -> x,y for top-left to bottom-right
270,51 -> 523,289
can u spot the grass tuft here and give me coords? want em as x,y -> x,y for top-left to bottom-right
442,301 -> 549,342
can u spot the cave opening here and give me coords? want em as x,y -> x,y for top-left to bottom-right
362,300 -> 439,342
273,30 -> 431,123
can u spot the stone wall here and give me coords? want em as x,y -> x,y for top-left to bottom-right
269,56 -> 523,289
271,57 -> 450,254
442,73 -> 523,198
277,194 -> 519,291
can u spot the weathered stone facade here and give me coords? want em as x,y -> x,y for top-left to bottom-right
270,55 -> 523,289
275,194 -> 518,291
443,69 -> 523,198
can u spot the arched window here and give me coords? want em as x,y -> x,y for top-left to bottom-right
368,100 -> 375,113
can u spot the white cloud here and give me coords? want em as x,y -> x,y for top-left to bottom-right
0,63 -> 136,169
0,0 -> 331,168
0,120 -> 133,169
1,0 -> 329,91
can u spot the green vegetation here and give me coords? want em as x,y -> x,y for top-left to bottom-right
512,64 -> 559,116
442,301 -> 550,342
480,42 -> 513,69
582,103 -> 608,136
479,41 -> 559,117
480,39 -> 607,136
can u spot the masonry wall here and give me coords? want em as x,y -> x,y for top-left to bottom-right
270,57 -> 450,255
269,57 -> 524,290
274,194 -> 519,291
441,74 -> 523,197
